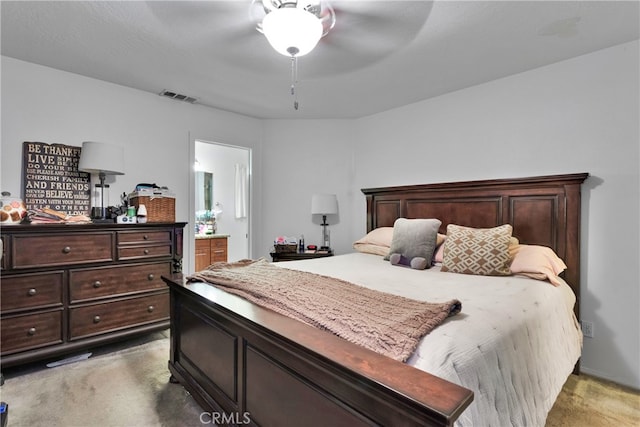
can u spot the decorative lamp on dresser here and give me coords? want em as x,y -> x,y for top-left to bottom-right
0,222 -> 186,368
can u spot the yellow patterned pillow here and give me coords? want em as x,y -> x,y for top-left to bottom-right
441,224 -> 513,276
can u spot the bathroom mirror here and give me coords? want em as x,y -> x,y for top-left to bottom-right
195,171 -> 213,212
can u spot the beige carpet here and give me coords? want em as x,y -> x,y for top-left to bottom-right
0,332 -> 203,427
1,332 -> 639,426
547,372 -> 640,427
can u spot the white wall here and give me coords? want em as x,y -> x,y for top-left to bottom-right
352,41 -> 639,389
0,56 -> 264,269
260,119 -> 356,258
260,41 -> 639,389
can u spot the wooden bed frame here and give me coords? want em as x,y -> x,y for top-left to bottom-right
162,173 -> 588,427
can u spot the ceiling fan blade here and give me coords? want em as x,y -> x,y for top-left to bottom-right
334,1 -> 432,51
143,1 -> 259,45
331,1 -> 433,27
302,1 -> 434,75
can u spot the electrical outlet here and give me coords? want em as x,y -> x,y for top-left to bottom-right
581,320 -> 594,338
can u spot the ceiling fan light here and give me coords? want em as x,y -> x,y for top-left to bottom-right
262,7 -> 323,57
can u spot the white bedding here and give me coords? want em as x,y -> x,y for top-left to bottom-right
277,252 -> 583,427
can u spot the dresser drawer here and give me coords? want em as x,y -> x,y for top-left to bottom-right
1,271 -> 64,312
1,235 -> 7,270
212,238 -> 227,262
117,230 -> 172,245
69,262 -> 171,303
211,247 -> 227,262
117,244 -> 172,260
11,233 -> 113,268
195,239 -> 210,250
69,293 -> 169,340
211,238 -> 227,249
1,310 -> 63,355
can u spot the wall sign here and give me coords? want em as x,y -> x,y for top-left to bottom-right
22,141 -> 91,216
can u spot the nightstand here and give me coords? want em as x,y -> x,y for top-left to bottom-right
270,251 -> 333,262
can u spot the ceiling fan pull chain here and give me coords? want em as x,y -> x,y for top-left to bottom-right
290,56 -> 296,96
291,56 -> 299,110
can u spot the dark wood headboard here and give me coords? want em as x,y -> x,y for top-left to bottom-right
362,173 -> 589,318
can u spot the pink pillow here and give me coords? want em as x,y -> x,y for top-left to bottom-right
510,245 -> 567,286
353,243 -> 390,257
353,227 -> 394,256
433,239 -> 445,263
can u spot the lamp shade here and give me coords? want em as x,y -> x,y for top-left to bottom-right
311,194 -> 338,215
262,7 -> 323,57
78,141 -> 125,175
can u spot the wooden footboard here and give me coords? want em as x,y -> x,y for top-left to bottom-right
163,274 -> 473,427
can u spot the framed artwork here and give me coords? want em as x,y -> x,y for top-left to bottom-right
22,141 -> 91,216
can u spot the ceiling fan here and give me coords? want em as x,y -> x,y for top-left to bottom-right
248,0 -> 338,110
140,1 -> 431,111
250,0 -> 336,57
142,1 -> 432,76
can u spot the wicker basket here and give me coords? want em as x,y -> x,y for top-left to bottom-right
274,244 -> 298,253
129,194 -> 175,223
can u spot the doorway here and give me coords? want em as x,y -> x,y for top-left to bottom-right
194,139 -> 251,264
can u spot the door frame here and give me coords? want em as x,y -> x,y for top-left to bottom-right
188,136 -> 252,273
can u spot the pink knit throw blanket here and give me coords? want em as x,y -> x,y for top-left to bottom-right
187,259 -> 461,362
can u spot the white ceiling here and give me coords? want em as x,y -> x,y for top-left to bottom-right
2,1 -> 638,119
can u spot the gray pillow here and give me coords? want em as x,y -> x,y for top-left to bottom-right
385,218 -> 442,269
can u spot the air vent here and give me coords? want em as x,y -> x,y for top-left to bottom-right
159,90 -> 198,104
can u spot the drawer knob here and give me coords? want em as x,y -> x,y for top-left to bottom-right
144,249 -> 150,255
143,234 -> 149,240
93,315 -> 101,323
28,288 -> 37,296
63,246 -> 71,254
28,327 -> 36,336
93,281 -> 102,288
147,274 -> 155,281
147,305 -> 155,313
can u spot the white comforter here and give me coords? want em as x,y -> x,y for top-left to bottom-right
278,252 -> 583,427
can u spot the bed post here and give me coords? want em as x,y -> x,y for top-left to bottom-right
365,194 -> 374,232
562,174 -> 589,321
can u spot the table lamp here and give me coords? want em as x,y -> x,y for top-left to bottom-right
78,141 -> 124,223
311,194 -> 338,250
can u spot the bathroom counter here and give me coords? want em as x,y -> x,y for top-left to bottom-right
195,234 -> 230,240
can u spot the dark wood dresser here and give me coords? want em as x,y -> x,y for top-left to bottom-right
0,222 -> 186,368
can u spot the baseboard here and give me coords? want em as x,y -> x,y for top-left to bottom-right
579,367 -> 640,392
